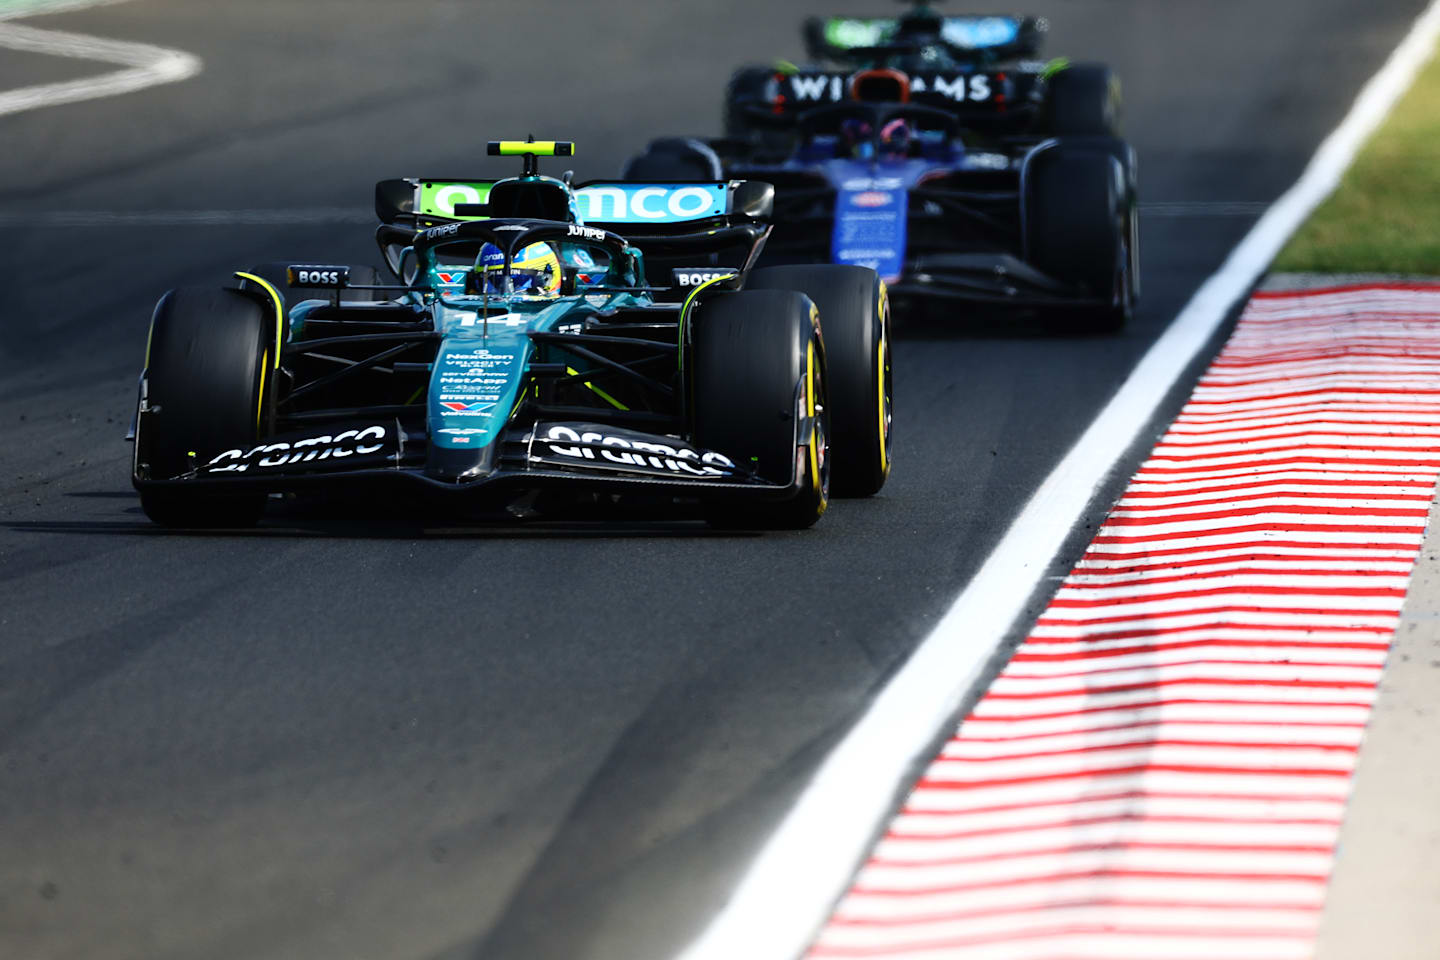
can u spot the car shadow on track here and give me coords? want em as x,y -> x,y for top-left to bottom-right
6,493 -> 763,540
3,517 -> 756,540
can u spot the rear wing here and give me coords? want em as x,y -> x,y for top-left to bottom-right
575,180 -> 772,232
752,68 -> 1023,120
803,14 -> 1046,62
373,178 -> 775,287
375,178 -> 773,230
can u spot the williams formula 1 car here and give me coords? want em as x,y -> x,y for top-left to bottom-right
128,140 -> 893,529
624,2 -> 1138,330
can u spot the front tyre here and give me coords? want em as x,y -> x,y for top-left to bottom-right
621,138 -> 723,180
692,290 -> 829,529
724,67 -> 772,138
747,264 -> 892,496
134,287 -> 270,527
1026,141 -> 1133,333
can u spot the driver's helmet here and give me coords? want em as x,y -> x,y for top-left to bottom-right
878,118 -> 912,158
840,116 -> 875,159
474,241 -> 562,297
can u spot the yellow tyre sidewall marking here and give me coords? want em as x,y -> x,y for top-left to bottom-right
876,281 -> 890,477
232,271 -> 285,371
807,340 -> 819,485
807,337 -> 827,516
233,273 -> 283,438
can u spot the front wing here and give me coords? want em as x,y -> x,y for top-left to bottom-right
132,419 -> 808,507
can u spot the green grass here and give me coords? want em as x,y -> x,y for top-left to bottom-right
0,0 -> 103,15
0,0 -> 62,13
1274,42 -> 1440,274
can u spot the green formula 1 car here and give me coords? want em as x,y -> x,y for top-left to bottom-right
128,140 -> 893,529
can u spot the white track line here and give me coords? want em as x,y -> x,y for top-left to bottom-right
0,0 -> 199,119
676,3 -> 1440,960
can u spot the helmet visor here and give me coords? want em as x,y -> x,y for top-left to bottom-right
481,265 -> 553,294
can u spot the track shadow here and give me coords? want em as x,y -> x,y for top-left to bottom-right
456,675 -> 858,960
7,494 -> 756,541
2,518 -> 752,541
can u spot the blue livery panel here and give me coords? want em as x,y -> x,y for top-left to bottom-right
575,183 -> 728,224
831,175 -> 908,283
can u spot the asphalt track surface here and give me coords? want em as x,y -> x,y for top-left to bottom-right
0,3 -> 1430,959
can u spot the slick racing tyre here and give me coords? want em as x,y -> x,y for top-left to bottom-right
621,138 -> 723,181
724,67 -> 772,139
1044,63 -> 1122,137
746,264 -> 892,497
245,261 -> 388,304
1026,140 -> 1134,333
692,290 -> 829,529
134,287 -> 270,528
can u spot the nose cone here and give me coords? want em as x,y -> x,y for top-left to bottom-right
426,330 -> 533,480
426,442 -> 496,482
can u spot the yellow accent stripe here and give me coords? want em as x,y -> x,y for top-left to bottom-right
566,366 -> 629,411
256,350 -> 268,434
234,272 -> 284,370
510,380 -> 533,418
677,273 -> 736,378
493,140 -> 569,156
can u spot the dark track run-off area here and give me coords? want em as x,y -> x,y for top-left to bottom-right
0,2 -> 1429,959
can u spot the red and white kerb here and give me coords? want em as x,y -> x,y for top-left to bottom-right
808,284 -> 1440,960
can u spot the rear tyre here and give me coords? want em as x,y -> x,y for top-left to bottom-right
1044,63 -> 1121,137
724,67 -> 771,138
622,138 -> 723,181
692,290 -> 829,529
1026,142 -> 1132,333
245,261 -> 387,303
134,287 -> 270,527
746,264 -> 892,496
